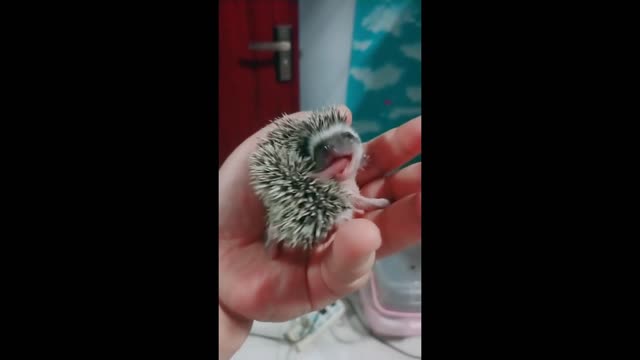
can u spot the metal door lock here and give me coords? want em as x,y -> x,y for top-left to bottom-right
248,25 -> 292,82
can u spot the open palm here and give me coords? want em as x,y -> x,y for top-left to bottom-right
219,106 -> 421,322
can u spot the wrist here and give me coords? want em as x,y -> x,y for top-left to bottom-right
219,302 -> 252,360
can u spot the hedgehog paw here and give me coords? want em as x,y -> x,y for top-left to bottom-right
352,195 -> 391,212
369,198 -> 391,209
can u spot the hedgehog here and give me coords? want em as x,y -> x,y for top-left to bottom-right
248,106 -> 390,253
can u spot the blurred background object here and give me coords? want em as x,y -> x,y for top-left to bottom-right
218,0 -> 300,166
219,0 -> 421,166
345,0 -> 422,169
357,244 -> 422,338
346,0 -> 421,145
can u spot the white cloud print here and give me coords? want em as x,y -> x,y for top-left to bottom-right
400,43 -> 421,61
401,9 -> 421,28
362,5 -> 420,37
406,87 -> 421,102
350,64 -> 403,91
352,119 -> 382,134
353,40 -> 373,51
362,6 -> 403,37
389,106 -> 421,119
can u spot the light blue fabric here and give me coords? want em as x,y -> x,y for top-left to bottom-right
347,0 -> 421,164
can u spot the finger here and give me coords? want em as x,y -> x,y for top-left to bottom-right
360,162 -> 421,201
307,218 -> 381,309
365,192 -> 421,258
357,116 -> 422,186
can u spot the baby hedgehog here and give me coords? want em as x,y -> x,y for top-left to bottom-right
249,106 -> 390,252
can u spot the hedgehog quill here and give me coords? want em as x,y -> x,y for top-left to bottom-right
249,106 -> 390,253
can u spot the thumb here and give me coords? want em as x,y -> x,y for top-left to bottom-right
307,218 -> 381,309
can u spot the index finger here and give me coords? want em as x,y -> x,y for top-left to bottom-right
356,116 -> 422,186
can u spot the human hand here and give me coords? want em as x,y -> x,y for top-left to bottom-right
219,106 -> 421,326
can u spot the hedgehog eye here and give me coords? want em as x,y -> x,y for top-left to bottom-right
342,132 -> 355,139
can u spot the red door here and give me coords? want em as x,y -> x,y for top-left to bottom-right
218,0 -> 300,166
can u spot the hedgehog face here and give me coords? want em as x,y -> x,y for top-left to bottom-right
308,126 -> 363,181
312,131 -> 359,169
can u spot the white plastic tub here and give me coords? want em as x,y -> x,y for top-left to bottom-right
358,244 -> 422,337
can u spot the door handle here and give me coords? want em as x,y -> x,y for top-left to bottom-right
248,41 -> 291,52
248,25 -> 292,82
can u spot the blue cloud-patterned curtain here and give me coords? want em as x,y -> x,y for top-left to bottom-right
347,0 -> 421,164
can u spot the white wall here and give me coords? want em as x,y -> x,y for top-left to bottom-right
299,0 -> 356,111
